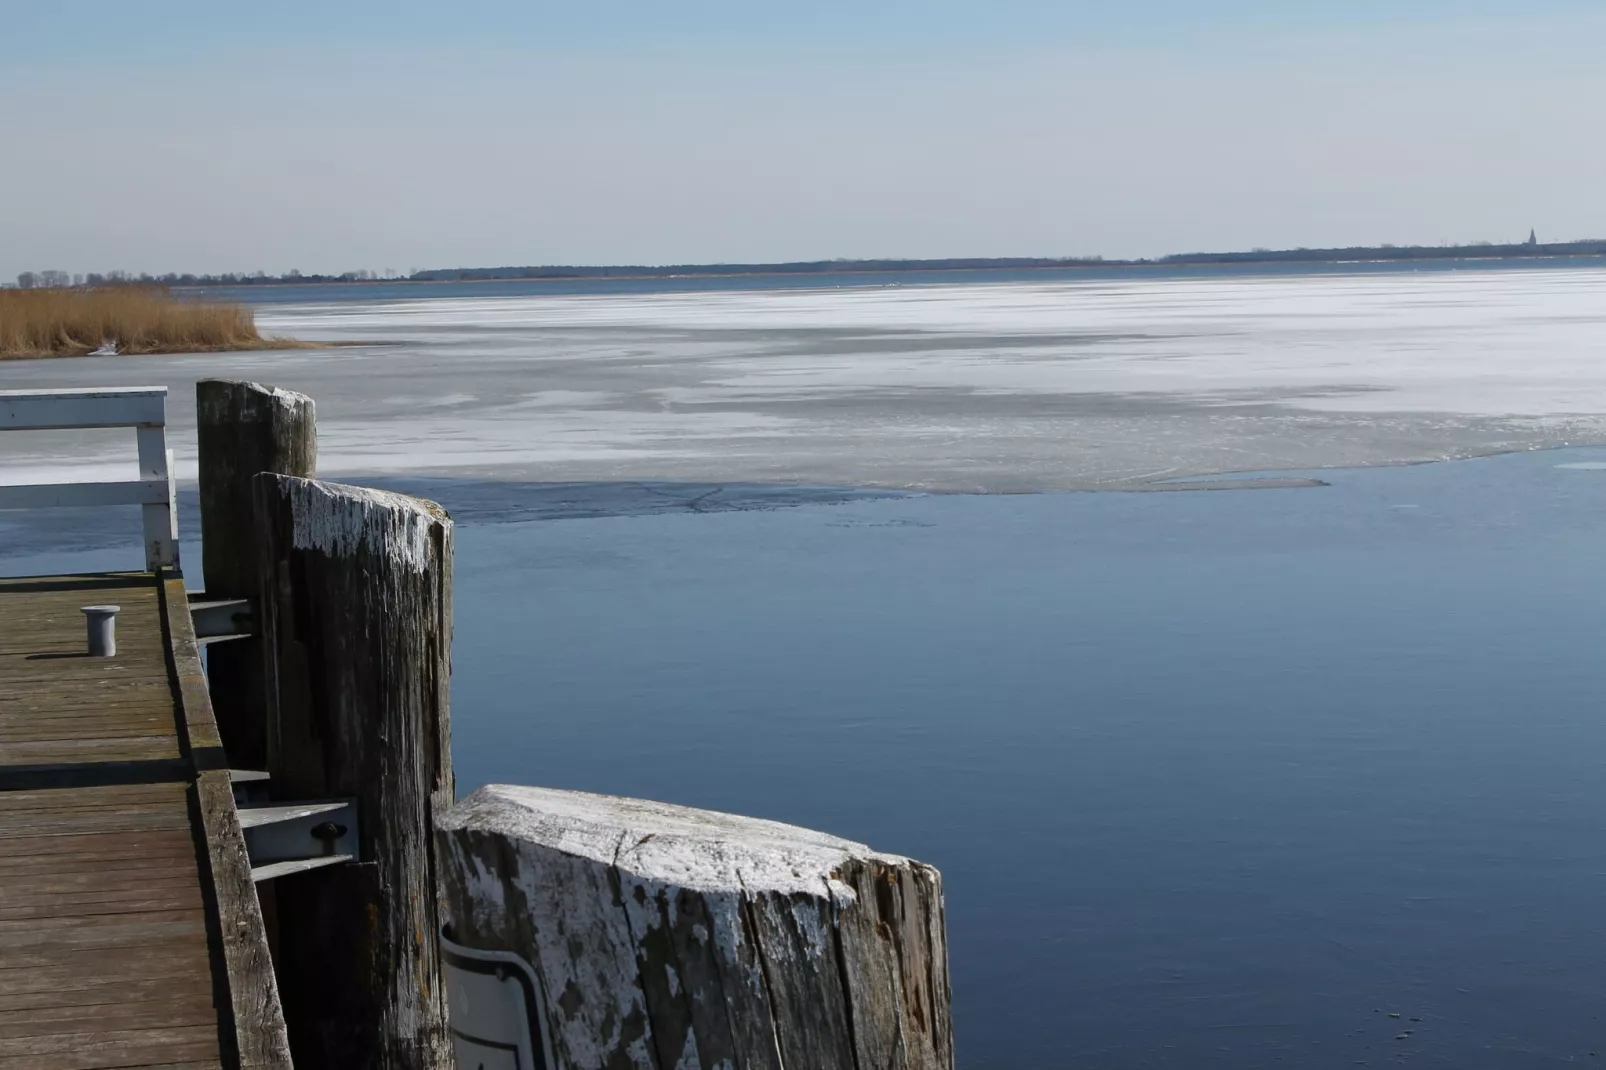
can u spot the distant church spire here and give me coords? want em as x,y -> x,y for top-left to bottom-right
1527,228 -> 1538,246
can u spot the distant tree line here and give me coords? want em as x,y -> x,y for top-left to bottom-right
12,239 -> 1606,291
11,268 -> 403,289
1154,239 -> 1606,264
408,256 -> 1111,282
388,240 -> 1606,282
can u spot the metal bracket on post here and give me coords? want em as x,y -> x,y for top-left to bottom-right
189,595 -> 256,642
229,769 -> 271,806
239,797 -> 360,882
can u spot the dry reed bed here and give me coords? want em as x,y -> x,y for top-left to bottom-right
0,287 -> 308,358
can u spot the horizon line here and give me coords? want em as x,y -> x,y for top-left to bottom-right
11,236 -> 1606,289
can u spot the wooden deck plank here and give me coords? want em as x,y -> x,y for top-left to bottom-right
0,738 -> 181,765
0,976 -> 217,1013
0,945 -> 215,988
0,863 -> 199,891
0,705 -> 180,724
0,812 -> 191,835
0,706 -> 174,722
0,782 -> 188,809
0,914 -> 208,952
0,899 -> 207,923
0,723 -> 176,742
0,1024 -> 222,1069
0,796 -> 187,818
0,848 -> 199,877
0,841 -> 197,873
0,869 -> 202,898
0,837 -> 197,867
0,998 -> 222,1041
0,676 -> 172,694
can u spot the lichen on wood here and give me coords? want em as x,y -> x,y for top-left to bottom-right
437,785 -> 953,1070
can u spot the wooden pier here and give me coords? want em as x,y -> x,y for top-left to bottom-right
0,571 -> 287,1069
0,387 -> 287,1069
1,380 -> 953,1070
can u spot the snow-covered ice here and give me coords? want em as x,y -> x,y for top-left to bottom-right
3,267 -> 1604,491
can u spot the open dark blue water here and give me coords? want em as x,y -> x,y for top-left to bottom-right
7,449 -> 1605,1066
445,451 -> 1606,1068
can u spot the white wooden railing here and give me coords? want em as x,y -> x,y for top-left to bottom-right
0,387 -> 179,571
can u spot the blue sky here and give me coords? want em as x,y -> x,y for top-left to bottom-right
4,2 -> 1603,276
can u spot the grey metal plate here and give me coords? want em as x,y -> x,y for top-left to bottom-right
441,928 -> 554,1070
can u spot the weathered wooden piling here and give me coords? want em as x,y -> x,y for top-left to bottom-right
196,378 -> 316,770
186,380 -> 952,1069
435,785 -> 953,1070
254,474 -> 455,1069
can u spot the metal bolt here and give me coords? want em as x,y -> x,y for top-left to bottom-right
81,605 -> 120,657
311,821 -> 347,856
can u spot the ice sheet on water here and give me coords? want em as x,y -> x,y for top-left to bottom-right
3,267 -> 1604,492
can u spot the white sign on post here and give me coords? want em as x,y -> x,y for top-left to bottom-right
440,927 -> 555,1070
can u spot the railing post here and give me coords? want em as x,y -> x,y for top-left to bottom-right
135,422 -> 176,572
196,379 -> 316,770
253,474 -> 454,1069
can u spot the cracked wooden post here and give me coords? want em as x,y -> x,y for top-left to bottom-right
254,474 -> 455,1069
435,785 -> 953,1070
196,378 -> 316,771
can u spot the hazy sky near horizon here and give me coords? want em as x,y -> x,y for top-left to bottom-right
4,1 -> 1604,278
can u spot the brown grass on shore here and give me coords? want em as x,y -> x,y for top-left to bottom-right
0,287 -> 315,359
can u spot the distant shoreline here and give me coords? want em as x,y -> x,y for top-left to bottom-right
243,252 -> 1606,291
21,240 -> 1606,293
401,243 -> 1606,286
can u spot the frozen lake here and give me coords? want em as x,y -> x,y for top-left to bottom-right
3,265 -> 1606,489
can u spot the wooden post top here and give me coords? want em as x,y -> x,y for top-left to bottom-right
442,784 -> 916,894
262,475 -> 450,571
